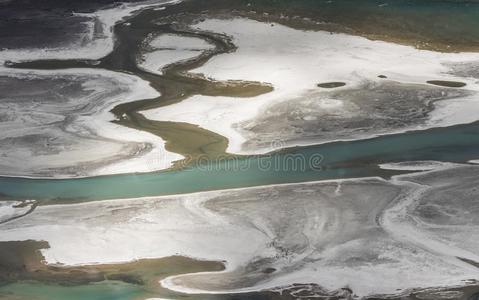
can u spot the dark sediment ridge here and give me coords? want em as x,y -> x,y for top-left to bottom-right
317,82 -> 346,88
427,80 -> 467,88
7,8 -> 273,167
0,240 -> 224,297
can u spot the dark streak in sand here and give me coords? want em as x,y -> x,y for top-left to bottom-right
0,240 -> 224,289
317,82 -> 346,88
7,7 -> 273,168
427,80 -> 467,88
0,201 -> 38,225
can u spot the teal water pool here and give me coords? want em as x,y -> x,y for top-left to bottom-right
1,122 -> 478,203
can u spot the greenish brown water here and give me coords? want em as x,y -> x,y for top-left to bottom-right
0,240 -> 225,300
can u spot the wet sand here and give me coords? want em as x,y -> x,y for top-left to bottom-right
2,2 -> 479,299
8,11 -> 272,167
0,71 -> 178,178
0,200 -> 37,225
6,0 -> 479,174
0,240 -> 224,299
3,166 -> 479,299
144,17 -> 478,155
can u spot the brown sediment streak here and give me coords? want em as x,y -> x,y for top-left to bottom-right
0,240 -> 224,290
458,257 -> 479,269
8,0 -> 478,170
0,201 -> 38,225
317,82 -> 346,88
6,0 -> 479,170
427,80 -> 467,88
7,9 -> 273,167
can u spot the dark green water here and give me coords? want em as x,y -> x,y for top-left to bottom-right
231,0 -> 479,51
2,121 -> 479,203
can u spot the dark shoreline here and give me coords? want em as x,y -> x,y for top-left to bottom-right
158,0 -> 479,53
9,5 -> 273,168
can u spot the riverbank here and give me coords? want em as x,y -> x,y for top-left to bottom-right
1,165 -> 479,298
4,0 -> 479,177
144,16 -> 479,155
